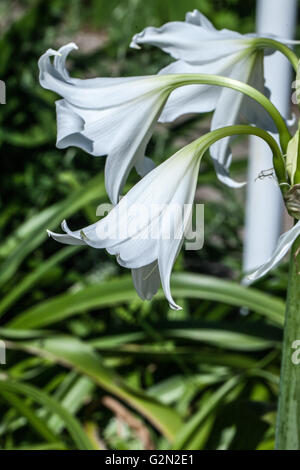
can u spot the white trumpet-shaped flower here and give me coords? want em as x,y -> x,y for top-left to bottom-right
39,43 -> 191,204
47,128 -> 300,307
47,139 -> 204,310
131,9 -> 291,187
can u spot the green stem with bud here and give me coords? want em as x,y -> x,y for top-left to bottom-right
275,234 -> 300,450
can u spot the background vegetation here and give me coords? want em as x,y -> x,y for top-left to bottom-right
0,0 -> 298,450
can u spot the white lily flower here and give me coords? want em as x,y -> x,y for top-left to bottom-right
39,43 -> 189,204
131,9 -> 290,187
246,220 -> 300,282
47,139 -> 204,310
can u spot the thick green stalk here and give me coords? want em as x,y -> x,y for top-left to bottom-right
294,120 -> 300,184
275,235 -> 300,449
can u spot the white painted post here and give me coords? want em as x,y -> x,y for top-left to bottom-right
243,0 -> 297,273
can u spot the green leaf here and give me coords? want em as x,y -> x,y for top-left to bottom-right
5,442 -> 67,450
95,347 -> 258,369
9,336 -> 183,442
171,273 -> 284,326
172,376 -> 241,450
0,173 -> 106,287
90,321 -> 281,352
0,378 -> 94,450
48,375 -> 95,434
158,322 -> 281,351
0,389 -> 59,444
0,246 -> 82,317
8,273 -> 285,329
0,327 -> 51,339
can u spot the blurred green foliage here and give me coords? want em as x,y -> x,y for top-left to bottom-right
0,0 -> 296,451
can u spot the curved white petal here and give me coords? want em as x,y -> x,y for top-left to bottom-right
239,53 -> 276,132
48,140 -> 204,309
135,156 -> 155,177
39,44 -> 177,204
185,9 -> 216,30
130,20 -> 247,65
210,53 -> 275,187
55,100 -> 93,153
246,221 -> 300,282
103,92 -> 167,204
39,45 -> 173,109
132,262 -> 161,301
158,158 -> 199,310
157,55 -> 240,122
212,158 -> 246,189
53,42 -> 78,82
46,228 -> 85,246
209,57 -> 252,187
59,93 -> 165,204
130,10 -> 285,67
287,112 -> 297,128
158,238 -> 184,310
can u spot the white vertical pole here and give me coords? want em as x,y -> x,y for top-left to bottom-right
243,0 -> 297,273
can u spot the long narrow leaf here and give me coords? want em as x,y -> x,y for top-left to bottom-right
8,336 -> 183,442
172,376 -> 241,450
0,173 -> 106,287
8,273 -> 285,329
0,246 -> 82,317
90,321 -> 281,352
0,379 -> 94,450
0,389 -> 59,444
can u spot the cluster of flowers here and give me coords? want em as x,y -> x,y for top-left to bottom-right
39,10 -> 300,309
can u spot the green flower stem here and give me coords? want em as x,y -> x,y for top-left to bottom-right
252,37 -> 299,72
168,74 -> 291,154
196,124 -> 286,187
294,120 -> 300,184
275,234 -> 300,450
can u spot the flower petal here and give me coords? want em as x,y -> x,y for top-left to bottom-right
130,17 -> 247,65
246,221 -> 300,282
62,92 -> 165,204
46,228 -> 85,246
158,159 -> 199,310
131,262 -> 161,301
55,100 -> 93,153
103,92 -> 167,204
39,44 -> 172,108
158,238 -> 184,310
185,9 -> 216,30
39,44 -> 177,204
210,53 -> 275,188
53,42 -> 78,82
209,57 -> 252,187
157,56 -> 240,122
48,140 -> 204,308
135,156 -> 155,177
239,53 -> 276,132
